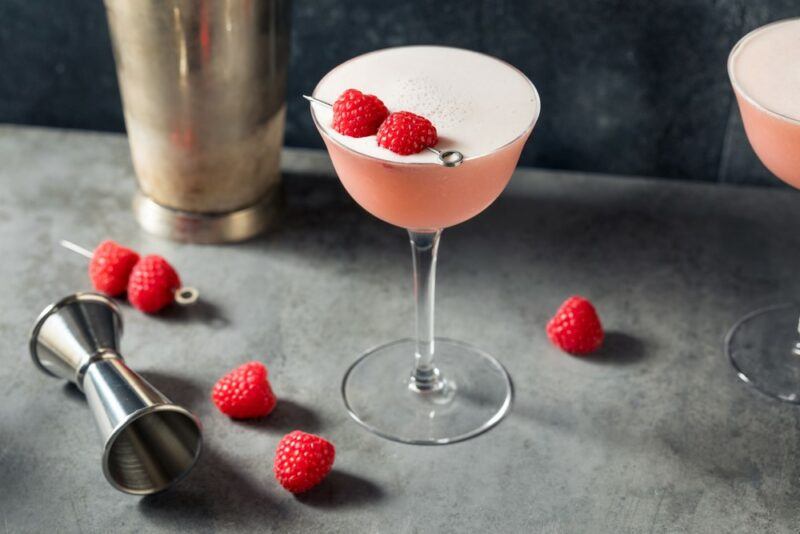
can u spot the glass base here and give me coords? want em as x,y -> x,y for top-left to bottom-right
342,338 -> 513,445
725,303 -> 800,403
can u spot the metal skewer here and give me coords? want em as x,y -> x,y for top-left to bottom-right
59,239 -> 93,259
302,94 -> 332,109
59,240 -> 199,305
303,94 -> 464,168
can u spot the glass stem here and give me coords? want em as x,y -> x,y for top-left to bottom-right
408,229 -> 445,392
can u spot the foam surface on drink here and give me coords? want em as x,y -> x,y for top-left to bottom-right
731,18 -> 800,121
312,46 -> 540,164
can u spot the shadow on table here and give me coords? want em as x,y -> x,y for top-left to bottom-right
134,369 -> 383,525
236,398 -> 323,434
295,470 -> 385,509
138,445 -> 281,528
239,173 -> 400,262
139,451 -> 385,527
584,331 -> 647,365
140,370 -> 324,434
139,370 -> 209,411
84,294 -> 230,328
62,382 -> 86,402
154,298 -> 230,328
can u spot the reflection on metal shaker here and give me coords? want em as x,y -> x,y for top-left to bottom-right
104,0 -> 291,242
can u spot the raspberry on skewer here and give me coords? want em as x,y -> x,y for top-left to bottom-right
59,239 -> 199,313
303,94 -> 464,167
82,239 -> 139,297
376,111 -> 438,155
331,88 -> 389,138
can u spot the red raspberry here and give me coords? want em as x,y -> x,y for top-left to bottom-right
88,240 -> 139,296
331,88 -> 389,138
376,111 -> 438,155
273,431 -> 335,493
546,296 -> 604,355
127,255 -> 181,313
212,361 -> 277,419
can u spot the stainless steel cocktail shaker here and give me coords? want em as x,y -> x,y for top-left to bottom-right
104,0 -> 291,243
29,293 -> 203,494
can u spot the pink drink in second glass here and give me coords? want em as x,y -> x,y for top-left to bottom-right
729,18 -> 800,187
725,18 -> 800,404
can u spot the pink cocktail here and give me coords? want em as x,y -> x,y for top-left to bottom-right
321,135 -> 528,230
726,18 -> 800,402
308,46 -> 540,444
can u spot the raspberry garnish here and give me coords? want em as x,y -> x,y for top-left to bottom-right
546,296 -> 605,355
273,431 -> 335,493
126,254 -> 181,313
212,361 -> 277,419
331,88 -> 389,138
88,240 -> 139,297
376,111 -> 438,155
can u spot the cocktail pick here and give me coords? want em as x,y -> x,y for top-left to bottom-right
29,293 -> 203,494
59,240 -> 200,306
303,94 -> 465,167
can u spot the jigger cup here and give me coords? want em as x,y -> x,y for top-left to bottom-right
29,293 -> 202,495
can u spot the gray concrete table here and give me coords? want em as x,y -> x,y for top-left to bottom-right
2,125 -> 800,533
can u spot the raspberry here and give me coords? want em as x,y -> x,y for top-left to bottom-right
273,431 -> 335,493
88,240 -> 139,297
376,111 -> 438,155
331,88 -> 389,138
211,361 -> 277,419
127,255 -> 181,313
546,296 -> 604,355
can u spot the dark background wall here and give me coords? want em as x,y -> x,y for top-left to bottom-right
0,0 -> 797,186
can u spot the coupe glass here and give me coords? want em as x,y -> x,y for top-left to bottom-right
309,47 -> 540,443
726,19 -> 800,402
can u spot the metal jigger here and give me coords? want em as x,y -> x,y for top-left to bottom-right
29,293 -> 202,495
